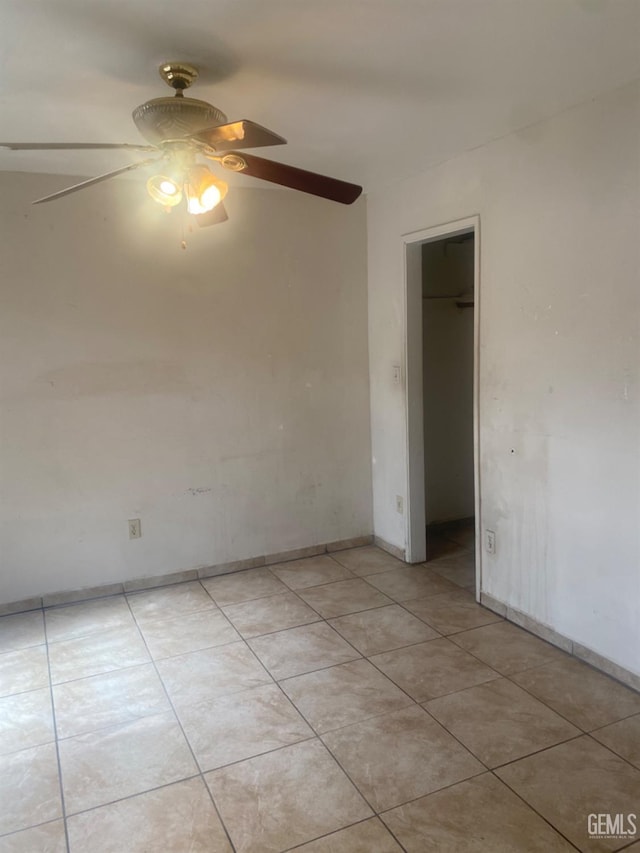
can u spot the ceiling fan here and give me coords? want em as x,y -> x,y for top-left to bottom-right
0,62 -> 363,228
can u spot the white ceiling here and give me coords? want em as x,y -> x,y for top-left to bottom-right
1,0 -> 640,194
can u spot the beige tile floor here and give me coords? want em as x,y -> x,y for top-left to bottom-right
1,532 -> 640,852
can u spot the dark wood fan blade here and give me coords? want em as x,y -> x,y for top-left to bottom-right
223,152 -> 362,204
32,157 -> 160,204
191,120 -> 286,151
195,203 -> 229,227
0,142 -> 156,151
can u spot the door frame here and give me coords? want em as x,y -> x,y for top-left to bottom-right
402,215 -> 481,598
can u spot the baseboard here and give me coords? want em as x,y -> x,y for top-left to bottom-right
4,541 -> 636,694
0,534 -> 374,615
480,592 -> 640,693
373,535 -> 405,561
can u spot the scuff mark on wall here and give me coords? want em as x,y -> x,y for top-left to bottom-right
36,362 -> 189,398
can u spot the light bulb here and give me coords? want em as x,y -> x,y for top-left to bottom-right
147,174 -> 183,207
159,179 -> 178,195
185,166 -> 227,215
186,196 -> 205,215
201,184 -> 222,210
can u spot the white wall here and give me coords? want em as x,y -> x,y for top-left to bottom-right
422,241 -> 475,524
367,81 -> 640,676
0,173 -> 372,602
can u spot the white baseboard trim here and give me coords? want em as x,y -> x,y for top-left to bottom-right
373,535 -> 405,561
0,534 -> 374,615
480,592 -> 640,693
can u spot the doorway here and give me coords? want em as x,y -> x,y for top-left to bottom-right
403,217 -> 480,598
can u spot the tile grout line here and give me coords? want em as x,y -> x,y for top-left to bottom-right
4,545 -> 638,688
588,709 -> 640,734
50,591 -> 640,797
272,605 -> 494,823
4,551 -> 639,850
379,820 -> 411,853
270,571 -> 454,649
399,631 -> 640,766
42,609 -> 72,853
6,581 -> 635,692
419,689 -> 587,768
277,678 -> 418,743
313,724 -> 381,816
0,817 -> 66,844
0,540 -> 378,616
177,733 -> 320,777
375,768 -> 583,852
582,730 -> 640,776
486,733 -> 585,773
243,611 -> 365,681
45,584 -> 484,783
44,592 -> 251,820
154,593 -> 464,853
232,579 -> 323,624
443,631 -> 572,679
374,767 -> 494,816
145,614 -> 324,778
59,773 -> 203,822
8,656 -> 593,782
490,769 -> 584,851
121,592 -> 239,853
393,587 -> 503,629
274,593 -> 640,792
421,662 -> 587,733
499,670 -> 603,734
320,719 -> 488,819
46,602 -> 206,827
199,580 -> 521,724
281,816 -> 410,853
501,668 -> 640,755
51,615 -> 412,819
176,581 -> 456,838
246,649 -> 363,681
618,839 -> 640,852
236,618 -> 324,641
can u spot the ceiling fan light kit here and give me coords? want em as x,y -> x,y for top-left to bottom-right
145,157 -> 228,215
183,165 -> 228,215
0,62 -> 363,235
147,173 -> 183,206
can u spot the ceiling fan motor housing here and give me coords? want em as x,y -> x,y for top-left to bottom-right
132,97 -> 228,145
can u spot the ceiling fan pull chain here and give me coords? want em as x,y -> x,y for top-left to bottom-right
180,206 -> 188,250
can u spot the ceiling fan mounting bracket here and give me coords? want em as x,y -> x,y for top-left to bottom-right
159,62 -> 199,93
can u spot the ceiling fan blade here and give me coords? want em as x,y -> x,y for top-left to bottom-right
191,120 -> 286,151
195,203 -> 229,227
32,157 -> 160,205
0,142 -> 156,151
222,152 -> 362,204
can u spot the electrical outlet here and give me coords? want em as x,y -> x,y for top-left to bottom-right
485,529 -> 496,555
396,495 -> 404,514
128,518 -> 142,539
